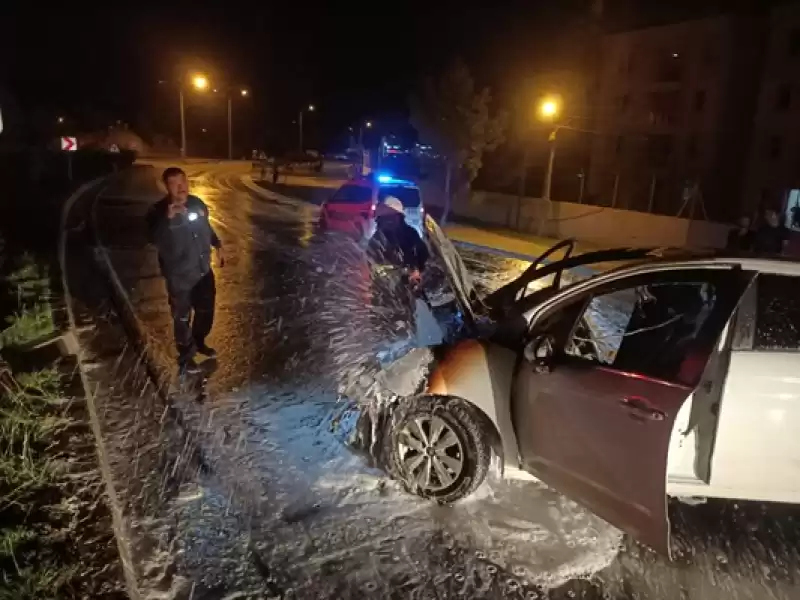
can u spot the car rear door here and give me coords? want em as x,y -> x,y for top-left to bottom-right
511,266 -> 755,556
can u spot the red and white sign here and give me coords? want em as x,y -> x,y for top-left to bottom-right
60,136 -> 77,151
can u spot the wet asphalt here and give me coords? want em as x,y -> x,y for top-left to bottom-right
89,161 -> 800,599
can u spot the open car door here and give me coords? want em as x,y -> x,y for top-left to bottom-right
511,265 -> 755,556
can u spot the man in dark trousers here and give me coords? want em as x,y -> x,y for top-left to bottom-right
146,167 -> 224,374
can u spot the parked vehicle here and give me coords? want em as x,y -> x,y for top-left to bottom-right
363,236 -> 800,557
318,173 -> 426,240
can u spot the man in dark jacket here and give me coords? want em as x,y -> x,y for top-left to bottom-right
146,167 -> 224,374
366,197 -> 428,284
366,197 -> 430,338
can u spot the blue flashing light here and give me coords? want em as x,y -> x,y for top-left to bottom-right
376,172 -> 416,187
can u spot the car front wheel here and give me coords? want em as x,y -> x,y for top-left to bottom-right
382,396 -> 490,503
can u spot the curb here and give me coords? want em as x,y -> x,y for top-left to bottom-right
58,175 -> 142,600
88,178 -> 173,398
240,174 -> 319,211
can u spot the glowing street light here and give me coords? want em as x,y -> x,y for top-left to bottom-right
308,104 -> 315,111
365,120 -> 373,128
57,116 -> 65,124
538,97 -> 560,120
240,89 -> 249,97
192,74 -> 209,90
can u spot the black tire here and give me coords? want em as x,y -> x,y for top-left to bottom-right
382,396 -> 490,503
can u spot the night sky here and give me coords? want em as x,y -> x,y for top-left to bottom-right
2,0 -> 770,151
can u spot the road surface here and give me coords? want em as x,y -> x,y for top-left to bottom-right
88,160 -> 800,599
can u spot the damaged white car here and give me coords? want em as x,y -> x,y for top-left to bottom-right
354,221 -> 800,557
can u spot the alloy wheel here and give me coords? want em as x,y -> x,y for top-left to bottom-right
397,414 -> 464,492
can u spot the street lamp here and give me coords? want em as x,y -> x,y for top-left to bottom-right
539,98 -> 560,120
180,72 -> 210,157
228,88 -> 250,159
192,74 -> 209,91
538,96 -> 562,206
298,104 -> 315,152
358,120 -> 373,147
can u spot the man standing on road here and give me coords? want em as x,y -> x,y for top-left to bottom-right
146,167 -> 224,375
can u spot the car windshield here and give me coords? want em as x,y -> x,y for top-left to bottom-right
379,185 -> 421,208
331,184 -> 372,204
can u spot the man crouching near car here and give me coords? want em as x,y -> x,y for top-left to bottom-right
146,167 -> 224,375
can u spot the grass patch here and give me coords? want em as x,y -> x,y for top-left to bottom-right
1,304 -> 56,349
0,251 -> 124,598
0,255 -> 55,350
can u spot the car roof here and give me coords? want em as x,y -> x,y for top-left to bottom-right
484,245 -> 800,315
598,248 -> 800,277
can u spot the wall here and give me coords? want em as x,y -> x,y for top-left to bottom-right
464,191 -> 730,249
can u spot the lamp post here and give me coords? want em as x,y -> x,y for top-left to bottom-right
228,88 -> 249,159
537,97 -> 561,235
298,104 -> 315,152
538,98 -> 560,202
359,120 -> 372,147
179,74 -> 209,158
357,120 -> 373,173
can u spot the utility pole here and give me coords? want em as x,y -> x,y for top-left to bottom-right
542,130 -> 557,201
227,95 -> 233,160
180,89 -> 187,158
298,110 -> 304,152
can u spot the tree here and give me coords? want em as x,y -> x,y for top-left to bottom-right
409,61 -> 507,224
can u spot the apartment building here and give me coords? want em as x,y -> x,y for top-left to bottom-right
586,15 -> 765,221
743,3 -> 800,228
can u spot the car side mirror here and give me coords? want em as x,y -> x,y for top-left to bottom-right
524,334 -> 556,374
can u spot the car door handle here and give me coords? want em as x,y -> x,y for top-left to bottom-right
620,396 -> 666,422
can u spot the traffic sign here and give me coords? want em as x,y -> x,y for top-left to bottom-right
61,136 -> 77,151
109,143 -> 120,153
